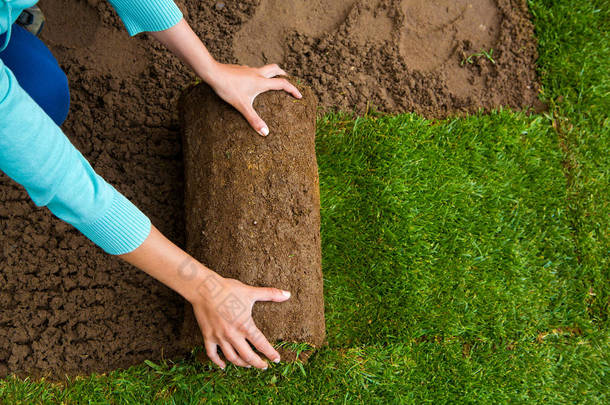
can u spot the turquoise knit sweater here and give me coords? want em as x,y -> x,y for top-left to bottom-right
0,0 -> 183,254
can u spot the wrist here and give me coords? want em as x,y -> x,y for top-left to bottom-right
196,59 -> 222,87
202,64 -> 229,95
178,258 -> 225,305
149,19 -> 221,88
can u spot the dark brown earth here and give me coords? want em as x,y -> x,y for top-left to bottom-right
238,0 -> 545,116
0,0 -> 542,380
178,82 -> 325,362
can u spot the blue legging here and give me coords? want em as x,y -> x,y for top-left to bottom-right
0,24 -> 70,126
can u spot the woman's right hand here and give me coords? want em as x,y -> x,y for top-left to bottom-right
149,19 -> 301,137
189,273 -> 292,370
119,225 -> 291,370
205,62 -> 302,137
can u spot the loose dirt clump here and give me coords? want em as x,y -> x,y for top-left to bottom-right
0,0 -> 543,380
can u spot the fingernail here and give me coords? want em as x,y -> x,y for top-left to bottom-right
273,358 -> 280,363
260,127 -> 269,136
246,365 -> 252,368
263,366 -> 268,370
282,290 -> 291,298
297,91 -> 303,98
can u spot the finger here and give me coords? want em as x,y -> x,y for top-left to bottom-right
204,340 -> 226,370
253,286 -> 291,303
265,78 -> 302,99
258,63 -> 286,78
245,320 -> 281,364
193,308 -> 228,369
229,335 -> 268,369
219,340 -> 251,368
240,103 -> 269,137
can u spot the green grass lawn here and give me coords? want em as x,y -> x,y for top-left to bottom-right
1,0 -> 608,403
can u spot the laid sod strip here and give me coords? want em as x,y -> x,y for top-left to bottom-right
530,0 -> 610,328
531,0 -> 609,123
1,333 -> 606,404
318,111 -> 585,348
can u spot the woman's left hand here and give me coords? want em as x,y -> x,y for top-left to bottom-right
206,62 -> 302,137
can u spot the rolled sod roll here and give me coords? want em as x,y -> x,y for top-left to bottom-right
178,81 -> 325,362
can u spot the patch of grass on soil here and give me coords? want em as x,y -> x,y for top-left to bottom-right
318,110 -> 580,348
1,336 -> 606,403
530,0 -> 610,328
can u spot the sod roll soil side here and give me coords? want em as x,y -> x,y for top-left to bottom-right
178,82 -> 325,362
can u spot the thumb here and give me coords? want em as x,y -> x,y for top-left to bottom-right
253,286 -> 291,302
241,104 -> 269,137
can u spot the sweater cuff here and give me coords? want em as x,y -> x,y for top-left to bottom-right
107,0 -> 183,36
75,190 -> 152,255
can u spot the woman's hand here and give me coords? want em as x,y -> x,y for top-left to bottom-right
119,225 -> 291,370
149,19 -> 302,137
189,274 -> 291,369
206,62 -> 302,136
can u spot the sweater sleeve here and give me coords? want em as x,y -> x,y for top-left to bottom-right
0,60 -> 151,255
106,0 -> 183,36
